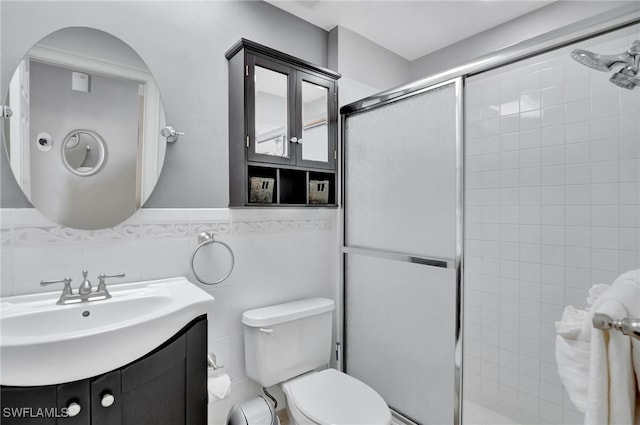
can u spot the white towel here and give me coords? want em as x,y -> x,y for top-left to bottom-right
585,269 -> 640,425
555,306 -> 591,413
555,283 -> 611,413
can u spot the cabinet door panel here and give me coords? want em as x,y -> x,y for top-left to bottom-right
121,364 -> 186,425
248,54 -> 296,165
121,333 -> 187,425
91,371 -> 121,425
296,73 -> 336,170
57,380 -> 90,425
185,319 -> 207,425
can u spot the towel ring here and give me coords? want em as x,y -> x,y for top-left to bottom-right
191,232 -> 235,285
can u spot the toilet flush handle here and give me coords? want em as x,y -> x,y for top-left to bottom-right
259,327 -> 274,334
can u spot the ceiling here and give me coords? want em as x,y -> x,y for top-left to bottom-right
265,0 -> 555,61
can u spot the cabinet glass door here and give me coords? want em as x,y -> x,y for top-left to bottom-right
248,55 -> 294,165
296,74 -> 335,169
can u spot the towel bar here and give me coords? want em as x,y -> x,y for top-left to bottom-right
592,313 -> 640,341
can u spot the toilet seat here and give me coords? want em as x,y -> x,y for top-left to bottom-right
283,369 -> 391,425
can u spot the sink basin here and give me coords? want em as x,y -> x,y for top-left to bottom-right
0,277 -> 214,386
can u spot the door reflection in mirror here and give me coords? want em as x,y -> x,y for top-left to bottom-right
3,27 -> 167,230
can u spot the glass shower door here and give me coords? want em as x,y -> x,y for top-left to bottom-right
342,79 -> 463,424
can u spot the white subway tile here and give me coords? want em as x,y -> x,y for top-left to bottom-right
591,205 -> 619,227
542,86 -> 564,108
520,129 -> 541,149
565,206 -> 591,226
564,78 -> 590,103
620,159 -> 640,182
565,100 -> 590,123
619,112 -> 640,137
591,116 -> 618,140
620,136 -> 640,159
541,146 -> 564,166
520,110 -> 542,131
591,94 -> 619,119
565,121 -> 590,144
565,163 -> 590,184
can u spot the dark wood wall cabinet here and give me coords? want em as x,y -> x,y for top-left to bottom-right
226,39 -> 341,207
1,316 -> 207,425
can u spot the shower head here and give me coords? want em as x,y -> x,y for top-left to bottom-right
609,66 -> 640,90
570,40 -> 640,72
570,49 -> 629,72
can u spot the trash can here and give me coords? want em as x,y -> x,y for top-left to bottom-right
226,395 -> 279,425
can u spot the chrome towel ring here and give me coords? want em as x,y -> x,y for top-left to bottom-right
191,232 -> 235,285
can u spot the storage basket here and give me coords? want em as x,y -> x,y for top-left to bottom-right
309,180 -> 329,204
249,177 -> 275,203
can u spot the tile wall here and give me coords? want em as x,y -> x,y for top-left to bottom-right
463,24 -> 640,424
0,207 -> 337,424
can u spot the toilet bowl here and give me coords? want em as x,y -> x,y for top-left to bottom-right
242,298 -> 391,425
281,369 -> 391,425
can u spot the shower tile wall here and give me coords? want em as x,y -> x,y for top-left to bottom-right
464,25 -> 640,424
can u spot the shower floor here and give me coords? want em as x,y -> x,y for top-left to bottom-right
463,401 -> 522,425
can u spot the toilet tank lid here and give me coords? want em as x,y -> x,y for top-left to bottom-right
242,298 -> 335,327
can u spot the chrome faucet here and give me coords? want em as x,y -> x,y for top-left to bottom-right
40,270 -> 125,305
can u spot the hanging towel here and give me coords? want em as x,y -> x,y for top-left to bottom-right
555,306 -> 591,413
585,269 -> 640,425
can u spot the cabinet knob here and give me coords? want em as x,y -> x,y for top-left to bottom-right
66,401 -> 81,417
290,137 -> 298,144
101,392 -> 115,408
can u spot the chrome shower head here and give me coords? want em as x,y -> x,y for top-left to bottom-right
570,40 -> 640,72
570,49 -> 629,72
609,66 -> 640,90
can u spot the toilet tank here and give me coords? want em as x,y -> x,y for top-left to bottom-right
242,298 -> 335,388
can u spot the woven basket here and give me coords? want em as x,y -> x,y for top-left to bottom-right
309,179 -> 329,204
249,177 -> 275,203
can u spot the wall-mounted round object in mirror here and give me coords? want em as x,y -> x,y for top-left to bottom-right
3,27 -> 167,230
62,130 -> 107,176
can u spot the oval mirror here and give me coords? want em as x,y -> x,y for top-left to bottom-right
3,27 -> 167,230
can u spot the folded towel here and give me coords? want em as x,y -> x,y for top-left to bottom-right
585,269 -> 640,425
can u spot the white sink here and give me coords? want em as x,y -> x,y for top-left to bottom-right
0,277 -> 214,386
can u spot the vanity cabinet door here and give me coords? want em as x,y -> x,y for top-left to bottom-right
57,380 -> 90,425
90,371 -> 121,425
120,333 -> 187,425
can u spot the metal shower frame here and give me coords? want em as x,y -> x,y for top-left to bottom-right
338,4 -> 640,425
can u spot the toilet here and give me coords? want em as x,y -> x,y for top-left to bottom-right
242,298 -> 391,425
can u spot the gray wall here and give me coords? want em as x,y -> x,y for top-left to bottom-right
328,25 -> 411,107
1,1 -> 329,208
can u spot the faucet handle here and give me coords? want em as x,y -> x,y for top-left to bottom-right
40,276 -> 72,287
97,273 -> 125,289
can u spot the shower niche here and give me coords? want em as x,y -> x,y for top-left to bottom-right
226,39 -> 340,207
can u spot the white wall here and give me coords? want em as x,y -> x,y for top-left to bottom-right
0,207 -> 337,423
463,23 -> 640,424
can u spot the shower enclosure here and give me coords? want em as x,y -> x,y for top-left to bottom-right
341,79 -> 463,424
340,6 -> 639,425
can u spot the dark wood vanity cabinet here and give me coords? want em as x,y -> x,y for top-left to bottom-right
1,316 -> 207,425
226,39 -> 341,207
